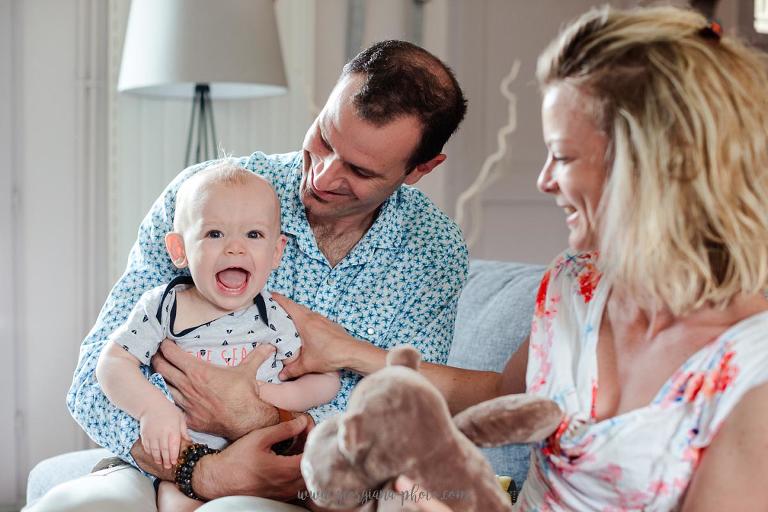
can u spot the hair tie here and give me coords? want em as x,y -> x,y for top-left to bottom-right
698,19 -> 723,41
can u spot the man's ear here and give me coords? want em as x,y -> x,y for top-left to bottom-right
165,232 -> 188,268
403,153 -> 446,186
272,234 -> 288,270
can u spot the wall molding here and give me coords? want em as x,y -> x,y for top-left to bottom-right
1,0 -> 22,505
3,1 -> 111,505
75,0 -> 110,348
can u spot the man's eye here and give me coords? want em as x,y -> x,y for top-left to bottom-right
206,230 -> 223,239
247,231 -> 263,239
350,166 -> 372,178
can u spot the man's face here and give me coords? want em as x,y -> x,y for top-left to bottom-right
300,74 -> 427,222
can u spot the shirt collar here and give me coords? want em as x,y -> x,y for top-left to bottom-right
360,189 -> 404,251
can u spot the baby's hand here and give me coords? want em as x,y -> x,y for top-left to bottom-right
139,400 -> 191,469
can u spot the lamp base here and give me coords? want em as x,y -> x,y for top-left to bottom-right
185,84 -> 218,167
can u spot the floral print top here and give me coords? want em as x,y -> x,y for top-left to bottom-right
516,251 -> 768,511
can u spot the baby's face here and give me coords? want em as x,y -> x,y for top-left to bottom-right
180,179 -> 284,312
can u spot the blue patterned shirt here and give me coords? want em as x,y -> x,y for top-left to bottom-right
67,151 -> 468,467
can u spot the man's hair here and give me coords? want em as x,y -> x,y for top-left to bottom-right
537,6 -> 768,315
342,40 -> 467,170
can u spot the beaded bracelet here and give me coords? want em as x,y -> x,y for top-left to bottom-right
174,443 -> 220,501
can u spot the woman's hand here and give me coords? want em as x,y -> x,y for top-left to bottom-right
272,293 -> 376,379
393,476 -> 453,512
151,340 -> 279,439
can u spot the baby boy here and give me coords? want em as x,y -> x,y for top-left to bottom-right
96,161 -> 340,511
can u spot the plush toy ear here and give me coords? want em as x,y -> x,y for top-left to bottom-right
453,394 -> 563,447
385,345 -> 421,370
339,411 -> 373,465
301,417 -> 374,510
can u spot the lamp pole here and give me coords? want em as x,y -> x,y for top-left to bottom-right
185,84 -> 218,168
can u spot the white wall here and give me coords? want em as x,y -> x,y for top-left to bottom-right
444,0 -> 743,264
444,0 -> 614,264
0,0 -> 110,508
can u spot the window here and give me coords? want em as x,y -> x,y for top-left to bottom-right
739,0 -> 768,49
755,0 -> 768,33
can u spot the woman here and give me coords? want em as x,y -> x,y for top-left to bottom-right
387,5 -> 768,511
515,5 -> 768,510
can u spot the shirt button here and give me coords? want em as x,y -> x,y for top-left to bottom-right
327,278 -> 335,286
367,327 -> 375,335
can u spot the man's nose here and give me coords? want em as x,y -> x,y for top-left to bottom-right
312,156 -> 343,191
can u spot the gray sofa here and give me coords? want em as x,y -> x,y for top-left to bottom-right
26,260 -> 544,504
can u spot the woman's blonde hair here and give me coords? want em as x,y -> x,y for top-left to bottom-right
537,5 -> 768,315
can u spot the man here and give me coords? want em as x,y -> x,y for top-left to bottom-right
30,40 -> 469,510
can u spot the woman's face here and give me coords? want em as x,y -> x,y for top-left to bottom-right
537,83 -> 610,252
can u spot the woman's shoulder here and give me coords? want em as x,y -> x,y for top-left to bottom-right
536,251 -> 603,309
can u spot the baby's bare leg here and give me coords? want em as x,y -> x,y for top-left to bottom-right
157,481 -> 202,512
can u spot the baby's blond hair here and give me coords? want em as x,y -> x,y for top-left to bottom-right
174,160 -> 278,233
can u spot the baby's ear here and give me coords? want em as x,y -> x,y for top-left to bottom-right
272,233 -> 287,270
165,232 -> 188,268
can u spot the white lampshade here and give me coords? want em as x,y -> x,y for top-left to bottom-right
118,0 -> 288,99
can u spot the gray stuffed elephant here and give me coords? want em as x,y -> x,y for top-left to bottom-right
300,346 -> 563,511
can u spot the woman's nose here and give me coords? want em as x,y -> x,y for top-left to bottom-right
537,159 -> 559,194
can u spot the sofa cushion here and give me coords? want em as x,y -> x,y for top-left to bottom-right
448,259 -> 545,485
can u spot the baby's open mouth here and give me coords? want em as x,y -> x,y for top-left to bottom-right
216,267 -> 250,292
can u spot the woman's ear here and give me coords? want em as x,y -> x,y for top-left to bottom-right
165,232 -> 188,268
272,233 -> 288,270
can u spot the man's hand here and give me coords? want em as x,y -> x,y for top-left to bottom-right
151,340 -> 279,440
272,293 -> 373,379
193,415 -> 310,501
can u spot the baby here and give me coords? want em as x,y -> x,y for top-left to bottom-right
96,161 -> 340,511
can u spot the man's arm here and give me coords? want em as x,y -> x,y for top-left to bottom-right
275,295 -> 529,414
337,339 -> 528,413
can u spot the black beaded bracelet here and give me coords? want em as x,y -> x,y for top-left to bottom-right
174,443 -> 220,501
